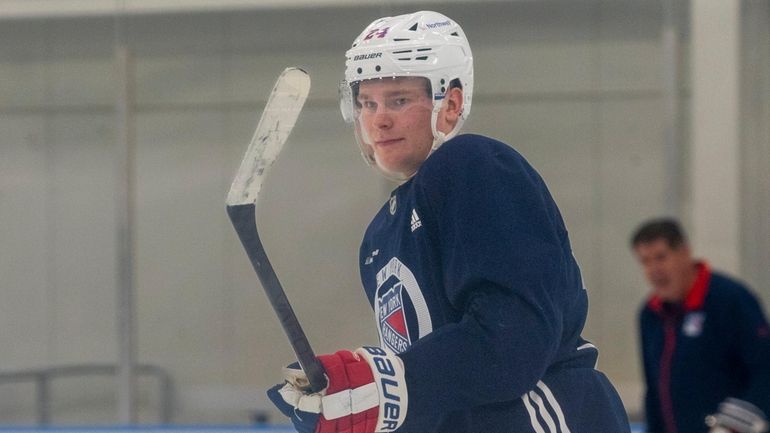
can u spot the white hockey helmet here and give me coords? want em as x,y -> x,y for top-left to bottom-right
340,11 -> 474,179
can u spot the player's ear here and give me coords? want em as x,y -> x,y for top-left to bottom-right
438,87 -> 463,132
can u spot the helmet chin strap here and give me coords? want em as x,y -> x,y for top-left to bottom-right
430,108 -> 446,152
429,98 -> 463,154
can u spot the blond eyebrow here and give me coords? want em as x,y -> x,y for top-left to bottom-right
357,88 -> 424,100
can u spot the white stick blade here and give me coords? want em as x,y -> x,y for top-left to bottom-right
226,67 -> 311,206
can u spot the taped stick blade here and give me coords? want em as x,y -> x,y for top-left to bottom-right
226,67 -> 311,206
225,67 -> 327,392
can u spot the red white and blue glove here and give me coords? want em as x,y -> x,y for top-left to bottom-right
706,398 -> 769,433
267,346 -> 408,433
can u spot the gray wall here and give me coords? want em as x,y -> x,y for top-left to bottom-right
0,0 -> 767,426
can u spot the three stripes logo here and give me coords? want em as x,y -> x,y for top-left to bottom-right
410,209 -> 422,232
521,381 -> 572,433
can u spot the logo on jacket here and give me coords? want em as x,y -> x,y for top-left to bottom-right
682,312 -> 706,337
375,257 -> 433,353
389,195 -> 397,215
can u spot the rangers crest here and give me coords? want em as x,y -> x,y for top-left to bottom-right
374,257 -> 433,353
378,283 -> 411,353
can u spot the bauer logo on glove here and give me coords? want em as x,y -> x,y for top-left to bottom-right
267,347 -> 407,433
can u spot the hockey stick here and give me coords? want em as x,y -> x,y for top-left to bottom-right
226,67 -> 327,393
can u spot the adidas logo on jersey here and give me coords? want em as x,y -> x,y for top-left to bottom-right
410,209 -> 422,232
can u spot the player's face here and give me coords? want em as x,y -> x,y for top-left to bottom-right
356,77 -> 435,177
633,238 -> 694,303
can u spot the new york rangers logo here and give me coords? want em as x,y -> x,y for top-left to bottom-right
375,257 -> 433,354
378,283 -> 411,353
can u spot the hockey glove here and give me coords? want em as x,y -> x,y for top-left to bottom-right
706,398 -> 769,433
267,346 -> 408,433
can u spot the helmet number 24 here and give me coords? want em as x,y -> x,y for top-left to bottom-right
364,27 -> 390,40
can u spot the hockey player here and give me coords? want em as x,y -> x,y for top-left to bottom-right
267,10 -> 630,433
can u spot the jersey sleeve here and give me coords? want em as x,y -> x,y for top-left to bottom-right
731,285 -> 770,416
396,135 -> 580,427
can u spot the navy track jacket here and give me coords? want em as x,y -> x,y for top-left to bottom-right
640,263 -> 770,433
359,134 -> 630,432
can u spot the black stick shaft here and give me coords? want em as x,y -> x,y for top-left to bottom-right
227,203 -> 327,393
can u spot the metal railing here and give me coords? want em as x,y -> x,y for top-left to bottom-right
0,364 -> 173,425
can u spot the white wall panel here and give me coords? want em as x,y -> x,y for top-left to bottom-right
596,98 -> 669,411
46,113 -> 118,365
0,115 -> 51,370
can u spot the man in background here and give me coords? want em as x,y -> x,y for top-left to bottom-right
632,218 -> 770,433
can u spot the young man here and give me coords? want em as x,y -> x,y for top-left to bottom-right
632,218 -> 770,433
267,11 -> 630,433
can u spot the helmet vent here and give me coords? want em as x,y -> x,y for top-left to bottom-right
394,52 -> 433,62
417,48 -> 431,52
408,23 -> 418,31
393,38 -> 411,42
451,32 -> 459,36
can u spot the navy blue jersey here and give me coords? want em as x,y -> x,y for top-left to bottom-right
359,134 -> 629,433
640,264 -> 770,433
